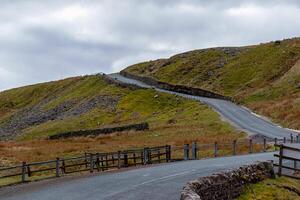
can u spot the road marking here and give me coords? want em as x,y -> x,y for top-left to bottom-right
133,170 -> 195,187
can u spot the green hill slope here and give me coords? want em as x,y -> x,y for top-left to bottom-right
0,74 -> 240,141
124,38 -> 300,129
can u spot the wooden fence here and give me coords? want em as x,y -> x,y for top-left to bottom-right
0,145 -> 171,185
274,144 -> 300,179
172,136 -> 298,161
0,135 -> 299,186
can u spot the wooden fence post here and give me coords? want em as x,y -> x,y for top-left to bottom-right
274,138 -> 278,151
133,153 -> 137,165
192,142 -> 198,160
278,145 -> 283,177
166,145 -> 171,162
233,140 -> 237,156
21,161 -> 26,183
214,142 -> 218,157
143,148 -> 149,165
263,138 -> 266,152
290,134 -> 293,143
283,137 -> 286,144
27,165 -> 31,177
184,144 -> 189,160
117,151 -> 121,169
297,135 -> 299,143
90,154 -> 94,173
96,153 -> 100,171
249,139 -> 253,154
84,153 -> 88,168
105,154 -> 108,170
148,149 -> 152,164
123,152 -> 128,167
56,158 -> 60,177
157,150 -> 161,163
112,154 -> 115,165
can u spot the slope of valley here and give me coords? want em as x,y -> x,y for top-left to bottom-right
0,74 -> 242,165
124,38 -> 300,129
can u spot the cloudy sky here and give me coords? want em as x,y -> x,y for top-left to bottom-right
1,0 -> 300,91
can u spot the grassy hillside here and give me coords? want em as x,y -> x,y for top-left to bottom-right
0,74 -> 243,165
124,38 -> 300,129
239,177 -> 300,200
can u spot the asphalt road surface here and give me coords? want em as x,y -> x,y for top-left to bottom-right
0,153 -> 274,200
108,73 -> 299,139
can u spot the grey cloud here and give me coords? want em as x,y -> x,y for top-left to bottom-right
0,0 -> 300,91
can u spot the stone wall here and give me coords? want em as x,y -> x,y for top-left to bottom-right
181,162 -> 275,200
101,73 -> 141,90
120,71 -> 232,101
49,122 -> 149,139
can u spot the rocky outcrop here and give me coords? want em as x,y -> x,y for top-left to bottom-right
49,122 -> 149,139
0,95 -> 120,139
181,162 -> 275,200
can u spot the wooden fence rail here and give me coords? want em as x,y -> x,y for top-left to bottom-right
0,145 -> 171,185
274,144 -> 300,179
0,135 -> 299,186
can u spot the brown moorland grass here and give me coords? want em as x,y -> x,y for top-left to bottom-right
124,38 -> 300,130
0,125 -> 245,166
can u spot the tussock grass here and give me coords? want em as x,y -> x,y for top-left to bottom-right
239,177 -> 300,200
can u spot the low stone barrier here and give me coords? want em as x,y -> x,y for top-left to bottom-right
49,122 -> 149,139
181,162 -> 275,200
120,71 -> 232,101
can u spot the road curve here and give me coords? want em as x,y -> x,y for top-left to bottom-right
0,153 -> 274,200
108,73 -> 299,139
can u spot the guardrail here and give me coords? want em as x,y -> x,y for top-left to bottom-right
274,144 -> 300,179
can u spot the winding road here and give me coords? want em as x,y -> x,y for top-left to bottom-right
109,73 -> 299,139
0,153 -> 274,200
0,73 -> 298,200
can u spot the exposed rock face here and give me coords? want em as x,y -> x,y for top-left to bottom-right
0,95 -> 120,139
0,74 -> 140,140
181,162 -> 274,200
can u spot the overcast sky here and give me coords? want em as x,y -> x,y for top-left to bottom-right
1,0 -> 300,91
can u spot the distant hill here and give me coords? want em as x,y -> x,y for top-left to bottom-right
124,38 -> 300,129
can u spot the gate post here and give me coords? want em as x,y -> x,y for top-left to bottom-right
249,139 -> 253,154
21,161 -> 26,183
233,140 -> 237,155
166,145 -> 171,162
143,148 -> 149,165
56,158 -> 60,177
192,142 -> 198,160
214,142 -> 218,157
263,138 -> 266,152
184,144 -> 189,160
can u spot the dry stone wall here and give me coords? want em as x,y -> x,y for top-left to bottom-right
49,122 -> 149,139
120,71 -> 232,101
181,162 -> 275,200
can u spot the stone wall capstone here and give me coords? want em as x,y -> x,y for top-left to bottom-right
181,162 -> 275,200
